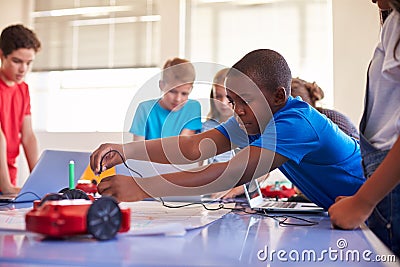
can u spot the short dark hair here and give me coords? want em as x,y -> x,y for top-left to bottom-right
230,49 -> 292,95
0,24 -> 41,56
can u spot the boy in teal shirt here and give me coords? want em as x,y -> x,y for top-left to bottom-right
130,58 -> 201,140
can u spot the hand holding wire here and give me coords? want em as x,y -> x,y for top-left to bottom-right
90,144 -> 124,175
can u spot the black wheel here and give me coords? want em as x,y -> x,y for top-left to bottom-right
39,193 -> 63,207
58,187 -> 70,194
86,197 -> 122,241
61,189 -> 90,200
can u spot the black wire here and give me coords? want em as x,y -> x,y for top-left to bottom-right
159,198 -> 317,226
100,150 -> 319,227
158,197 -> 226,211
259,210 -> 319,227
99,149 -> 143,178
99,149 -> 250,213
100,150 -> 239,212
99,150 -> 230,211
0,191 -> 41,206
15,191 -> 41,201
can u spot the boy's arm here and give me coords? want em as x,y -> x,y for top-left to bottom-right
91,128 -> 232,174
329,136 -> 400,229
0,126 -> 18,194
97,145 -> 288,202
356,136 -> 400,206
20,116 -> 39,172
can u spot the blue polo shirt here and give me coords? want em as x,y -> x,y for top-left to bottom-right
216,96 -> 365,209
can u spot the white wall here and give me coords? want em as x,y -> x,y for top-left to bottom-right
332,0 -> 380,126
159,0 -> 183,62
0,0 -> 33,30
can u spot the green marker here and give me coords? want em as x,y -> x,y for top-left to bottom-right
69,160 -> 75,189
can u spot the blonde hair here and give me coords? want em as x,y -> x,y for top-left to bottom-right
207,68 -> 230,120
161,57 -> 195,84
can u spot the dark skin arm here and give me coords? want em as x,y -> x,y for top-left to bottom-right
91,128 -> 232,173
329,136 -> 400,229
91,131 -> 288,202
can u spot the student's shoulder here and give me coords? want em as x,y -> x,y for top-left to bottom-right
137,98 -> 159,109
7,82 -> 30,98
0,80 -> 29,92
202,119 -> 219,130
276,96 -> 313,119
184,99 -> 201,109
186,99 -> 200,105
287,95 -> 311,108
17,81 -> 29,90
139,98 -> 158,105
383,10 -> 400,32
273,97 -> 324,133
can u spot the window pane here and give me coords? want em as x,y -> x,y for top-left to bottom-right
189,0 -> 333,107
33,0 -> 160,70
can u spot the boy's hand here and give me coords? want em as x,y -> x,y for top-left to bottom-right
328,195 -> 374,230
97,175 -> 150,202
90,143 -> 124,175
222,186 -> 245,199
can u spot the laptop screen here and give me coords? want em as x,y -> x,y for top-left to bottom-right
16,150 -> 91,202
243,179 -> 325,213
243,179 -> 265,208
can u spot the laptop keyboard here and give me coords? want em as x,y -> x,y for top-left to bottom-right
261,201 -> 297,208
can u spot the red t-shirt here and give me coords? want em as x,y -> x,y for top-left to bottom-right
0,78 -> 31,185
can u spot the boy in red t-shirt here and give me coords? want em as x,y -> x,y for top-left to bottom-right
0,24 -> 41,194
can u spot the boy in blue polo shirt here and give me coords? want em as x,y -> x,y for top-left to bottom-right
90,49 -> 365,210
129,58 -> 201,141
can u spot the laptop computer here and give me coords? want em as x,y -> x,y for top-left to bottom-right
243,179 -> 324,213
0,150 -> 90,203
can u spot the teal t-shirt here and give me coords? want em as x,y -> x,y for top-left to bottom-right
130,98 -> 202,140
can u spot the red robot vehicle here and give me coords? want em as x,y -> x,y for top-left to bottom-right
26,189 -> 130,241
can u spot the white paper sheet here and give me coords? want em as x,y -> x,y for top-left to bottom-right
120,201 -> 234,236
0,201 -> 234,236
0,208 -> 29,231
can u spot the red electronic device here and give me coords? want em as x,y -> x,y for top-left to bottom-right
75,179 -> 98,195
26,194 -> 130,241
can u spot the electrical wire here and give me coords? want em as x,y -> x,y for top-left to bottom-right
158,197 -> 228,211
259,209 -> 319,226
99,149 -> 143,178
105,151 -> 319,227
0,191 -> 41,206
